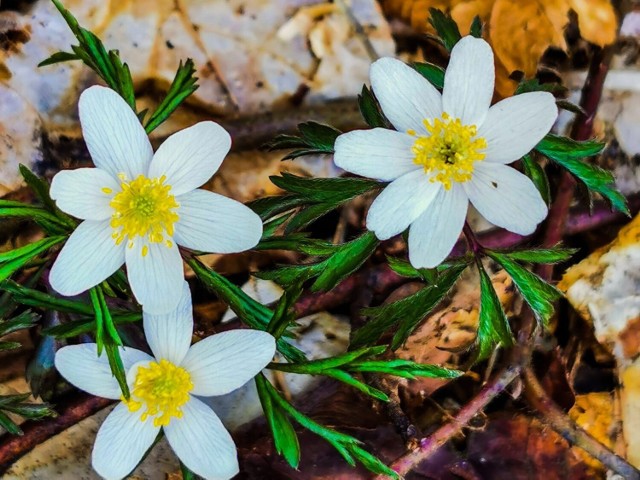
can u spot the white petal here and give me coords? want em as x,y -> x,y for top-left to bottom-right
465,163 -> 548,235
333,129 -> 419,181
370,57 -> 442,133
408,184 -> 468,268
366,169 -> 441,240
55,344 -> 118,399
477,92 -> 558,164
164,397 -> 238,480
79,86 -> 153,180
181,330 -> 275,396
55,344 -> 153,401
125,239 -> 184,315
148,122 -> 231,196
174,189 -> 263,254
49,168 -> 118,221
143,281 -> 193,364
442,36 -> 494,126
92,402 -> 160,480
50,220 -> 125,296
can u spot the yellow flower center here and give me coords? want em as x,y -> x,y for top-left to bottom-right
411,113 -> 487,190
109,174 -> 179,250
123,359 -> 193,427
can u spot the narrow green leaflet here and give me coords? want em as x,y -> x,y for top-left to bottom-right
90,287 -> 128,398
0,393 -> 56,435
521,155 -> 551,205
312,232 -> 379,291
469,16 -> 483,38
358,85 -> 391,128
0,204 -> 70,234
144,59 -> 198,134
412,62 -> 445,89
187,257 -> 305,362
488,252 -> 563,327
19,164 -> 75,228
255,375 -> 301,468
476,263 -> 513,360
266,122 -> 341,160
255,234 -> 335,256
0,236 -> 65,283
495,247 -> 577,264
536,134 -> 629,215
347,359 -> 462,380
0,280 -> 93,315
428,8 -> 462,51
42,312 -> 140,339
515,78 -> 567,95
351,264 -> 466,349
256,374 -> 398,478
37,51 -> 80,67
267,284 -> 302,339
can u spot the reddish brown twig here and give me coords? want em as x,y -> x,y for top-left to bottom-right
0,394 -> 112,473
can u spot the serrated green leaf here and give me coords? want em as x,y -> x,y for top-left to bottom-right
469,16 -> 483,38
521,155 -> 551,205
358,85 -> 390,128
324,369 -> 389,401
515,78 -> 567,95
494,247 -> 578,264
428,8 -> 462,51
267,122 -> 341,159
536,134 -> 628,215
270,173 -> 379,205
312,232 -> 378,292
0,237 -> 65,283
412,62 -> 445,89
476,263 -> 513,360
145,59 -> 198,133
352,264 -> 466,349
255,375 -> 300,469
0,280 -> 93,315
268,346 -> 386,374
348,359 -> 462,380
38,51 -> 80,67
488,252 -> 563,327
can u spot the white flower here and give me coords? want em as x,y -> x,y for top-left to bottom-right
333,36 -> 558,268
49,86 -> 263,314
54,282 -> 276,480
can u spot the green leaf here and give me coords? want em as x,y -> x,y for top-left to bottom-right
0,280 -> 93,315
412,62 -> 445,89
105,342 -> 130,399
536,134 -> 629,215
0,236 -> 65,283
187,257 -> 305,362
495,247 -> 578,264
428,8 -> 462,51
386,256 -> 439,283
256,234 -> 335,256
469,16 -> 483,38
42,312 -> 140,339
312,232 -> 378,292
521,155 -> 551,205
270,173 -> 379,205
19,165 -> 74,226
144,59 -> 198,133
476,263 -> 513,360
349,444 -> 398,478
0,206 -> 70,233
348,359 -> 462,380
358,85 -> 390,128
267,122 -> 341,160
248,195 -> 305,221
269,346 -> 386,374
180,462 -> 198,480
352,264 -> 466,349
0,394 -> 56,435
515,78 -> 567,95
0,311 -> 39,337
556,99 -> 585,115
0,410 -> 22,435
323,369 -> 389,401
267,283 -> 303,339
38,51 -> 80,67
255,375 -> 301,469
488,252 -> 563,327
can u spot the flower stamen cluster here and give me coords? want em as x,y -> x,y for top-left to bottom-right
124,359 -> 193,427
411,113 -> 487,190
109,174 -> 179,250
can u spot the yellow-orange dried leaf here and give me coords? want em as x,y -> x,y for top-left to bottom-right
490,0 -> 568,80
381,0 -> 452,32
450,0 -> 493,35
569,0 -> 617,46
569,392 -> 618,471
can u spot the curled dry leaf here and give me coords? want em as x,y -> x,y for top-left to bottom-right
380,0 -> 617,97
559,212 -> 640,467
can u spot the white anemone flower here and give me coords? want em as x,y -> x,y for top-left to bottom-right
333,36 -> 558,268
49,85 -> 263,314
54,282 -> 276,480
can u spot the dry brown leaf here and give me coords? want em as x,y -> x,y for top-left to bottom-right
569,0 -> 617,46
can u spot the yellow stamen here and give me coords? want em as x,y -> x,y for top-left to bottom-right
110,174 -> 179,249
102,187 -> 113,194
123,359 -> 193,427
411,112 -> 487,190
